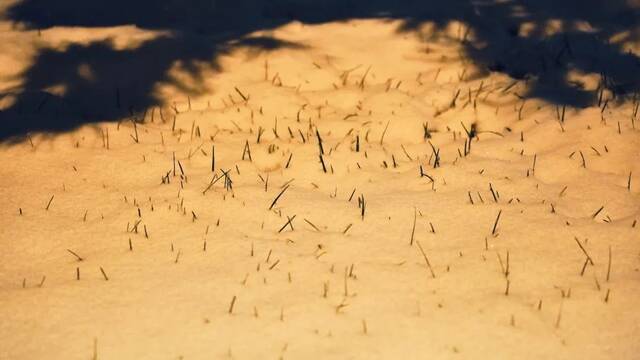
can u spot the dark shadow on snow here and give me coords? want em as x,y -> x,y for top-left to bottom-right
1,0 -> 639,142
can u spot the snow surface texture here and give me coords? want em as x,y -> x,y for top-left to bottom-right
1,5 -> 639,360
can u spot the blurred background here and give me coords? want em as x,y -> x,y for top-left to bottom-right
0,0 -> 638,142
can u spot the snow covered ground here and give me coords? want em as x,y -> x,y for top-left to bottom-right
1,2 -> 639,359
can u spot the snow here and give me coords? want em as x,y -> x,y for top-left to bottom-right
1,8 -> 639,360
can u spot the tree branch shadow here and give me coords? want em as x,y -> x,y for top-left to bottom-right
1,0 -> 638,143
